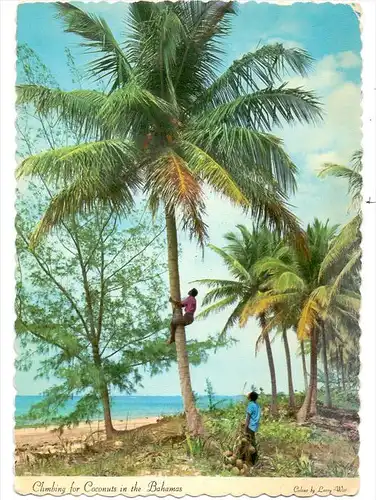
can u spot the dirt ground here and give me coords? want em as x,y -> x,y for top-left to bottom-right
15,417 -> 158,447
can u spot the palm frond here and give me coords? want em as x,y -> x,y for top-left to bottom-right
199,284 -> 245,307
17,140 -> 139,186
335,292 -> 361,315
195,43 -> 314,110
297,297 -> 319,340
318,149 -> 362,212
99,83 -> 175,136
318,214 -> 361,280
273,271 -> 306,293
327,249 -> 361,303
196,295 -> 238,320
183,125 -> 297,194
56,2 -> 133,91
181,141 -> 251,208
29,165 -> 139,247
218,297 -> 249,340
197,85 -> 322,131
144,150 -> 207,245
16,85 -> 108,137
207,244 -> 251,281
240,291 -> 298,326
173,1 -> 236,91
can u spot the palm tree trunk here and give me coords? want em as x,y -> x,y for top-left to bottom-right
260,315 -> 277,416
340,348 -> 346,391
282,328 -> 295,408
301,341 -> 308,392
297,328 -> 317,423
321,327 -> 332,408
165,209 -> 204,436
335,347 -> 341,390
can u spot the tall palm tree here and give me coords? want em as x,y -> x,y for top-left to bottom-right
195,225 -> 291,415
245,219 -> 360,422
16,2 -> 322,435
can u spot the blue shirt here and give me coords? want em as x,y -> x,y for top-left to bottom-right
246,401 -> 261,432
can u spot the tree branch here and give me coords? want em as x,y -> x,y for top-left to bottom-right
104,227 -> 165,283
16,228 -> 91,339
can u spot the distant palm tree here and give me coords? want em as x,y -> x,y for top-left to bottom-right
195,225 -> 291,415
16,2 -> 322,435
246,219 -> 360,422
319,149 -> 362,214
317,150 -> 362,300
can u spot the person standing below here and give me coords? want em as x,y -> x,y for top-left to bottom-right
167,288 -> 198,344
244,391 -> 261,465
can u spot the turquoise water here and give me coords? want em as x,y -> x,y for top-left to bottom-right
16,394 -> 243,423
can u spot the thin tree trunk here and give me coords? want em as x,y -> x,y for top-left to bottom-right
340,348 -> 346,391
336,347 -> 341,390
282,328 -> 295,408
309,330 -> 318,416
93,345 -> 115,439
301,341 -> 308,392
101,383 -> 116,439
165,209 -> 204,436
321,327 -> 332,408
297,328 -> 317,423
260,315 -> 277,416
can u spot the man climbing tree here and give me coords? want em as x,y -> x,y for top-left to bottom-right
168,289 -> 198,344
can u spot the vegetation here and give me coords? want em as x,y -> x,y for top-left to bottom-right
16,43 -> 226,439
196,155 -> 361,422
16,1 -> 322,435
15,392 -> 359,478
14,0 -> 361,480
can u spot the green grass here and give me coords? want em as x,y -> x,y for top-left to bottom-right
15,400 -> 359,478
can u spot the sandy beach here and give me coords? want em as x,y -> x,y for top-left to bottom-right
15,417 -> 159,447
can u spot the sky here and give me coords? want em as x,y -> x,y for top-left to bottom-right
15,1 -> 361,397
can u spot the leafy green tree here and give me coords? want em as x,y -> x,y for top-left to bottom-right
16,188 -> 220,439
16,1 -> 322,434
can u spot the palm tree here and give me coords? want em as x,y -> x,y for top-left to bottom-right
195,225 -> 291,415
245,219 -> 360,422
16,2 -> 322,435
317,150 -> 362,301
319,150 -> 362,214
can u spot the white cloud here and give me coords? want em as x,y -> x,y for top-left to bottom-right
280,52 -> 361,167
337,50 -> 361,69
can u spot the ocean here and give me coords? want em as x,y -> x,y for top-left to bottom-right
16,394 -> 244,424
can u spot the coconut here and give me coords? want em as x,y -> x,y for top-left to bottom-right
232,466 -> 240,475
236,459 -> 244,469
224,450 -> 233,457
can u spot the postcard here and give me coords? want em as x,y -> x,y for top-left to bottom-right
1,0 -> 375,498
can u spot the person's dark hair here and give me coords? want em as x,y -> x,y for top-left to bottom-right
248,391 -> 258,402
189,288 -> 198,297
